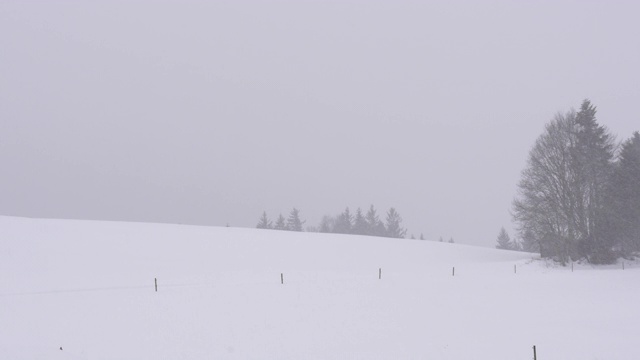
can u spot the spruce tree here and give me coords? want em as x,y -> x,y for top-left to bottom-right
333,207 -> 353,234
287,208 -> 305,232
273,214 -> 288,231
574,99 -> 616,262
385,207 -> 406,238
365,205 -> 384,236
256,211 -> 272,229
352,208 -> 368,235
496,227 -> 513,250
604,132 -> 640,255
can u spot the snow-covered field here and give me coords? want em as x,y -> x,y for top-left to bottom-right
1,216 -> 638,360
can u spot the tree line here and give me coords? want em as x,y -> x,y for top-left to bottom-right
256,206 -> 459,242
501,100 -> 640,264
256,208 -> 305,232
257,205 -> 409,239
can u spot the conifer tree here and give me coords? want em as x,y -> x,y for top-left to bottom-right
352,208 -> 368,235
496,227 -> 513,250
273,214 -> 288,231
287,208 -> 305,232
603,132 -> 640,254
256,211 -> 272,229
385,207 -> 406,238
574,100 -> 616,262
365,205 -> 384,236
333,207 -> 353,234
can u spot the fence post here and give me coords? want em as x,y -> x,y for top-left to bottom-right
533,345 -> 537,360
452,267 -> 455,276
281,273 -> 284,285
154,278 -> 157,292
514,264 -> 517,274
379,268 -> 381,280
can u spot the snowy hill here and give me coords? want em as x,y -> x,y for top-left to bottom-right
1,216 -> 638,360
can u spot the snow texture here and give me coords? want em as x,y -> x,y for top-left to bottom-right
1,216 -> 638,359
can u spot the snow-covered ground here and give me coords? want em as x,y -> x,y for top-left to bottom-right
1,216 -> 638,360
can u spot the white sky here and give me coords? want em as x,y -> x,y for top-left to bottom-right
1,0 -> 639,246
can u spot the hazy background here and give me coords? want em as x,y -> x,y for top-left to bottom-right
1,1 -> 638,247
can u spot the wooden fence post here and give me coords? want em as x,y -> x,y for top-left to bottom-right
281,273 -> 284,285
452,267 -> 455,276
533,345 -> 537,360
154,278 -> 157,292
379,268 -> 381,280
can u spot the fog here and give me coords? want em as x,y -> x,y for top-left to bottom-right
1,1 -> 638,246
